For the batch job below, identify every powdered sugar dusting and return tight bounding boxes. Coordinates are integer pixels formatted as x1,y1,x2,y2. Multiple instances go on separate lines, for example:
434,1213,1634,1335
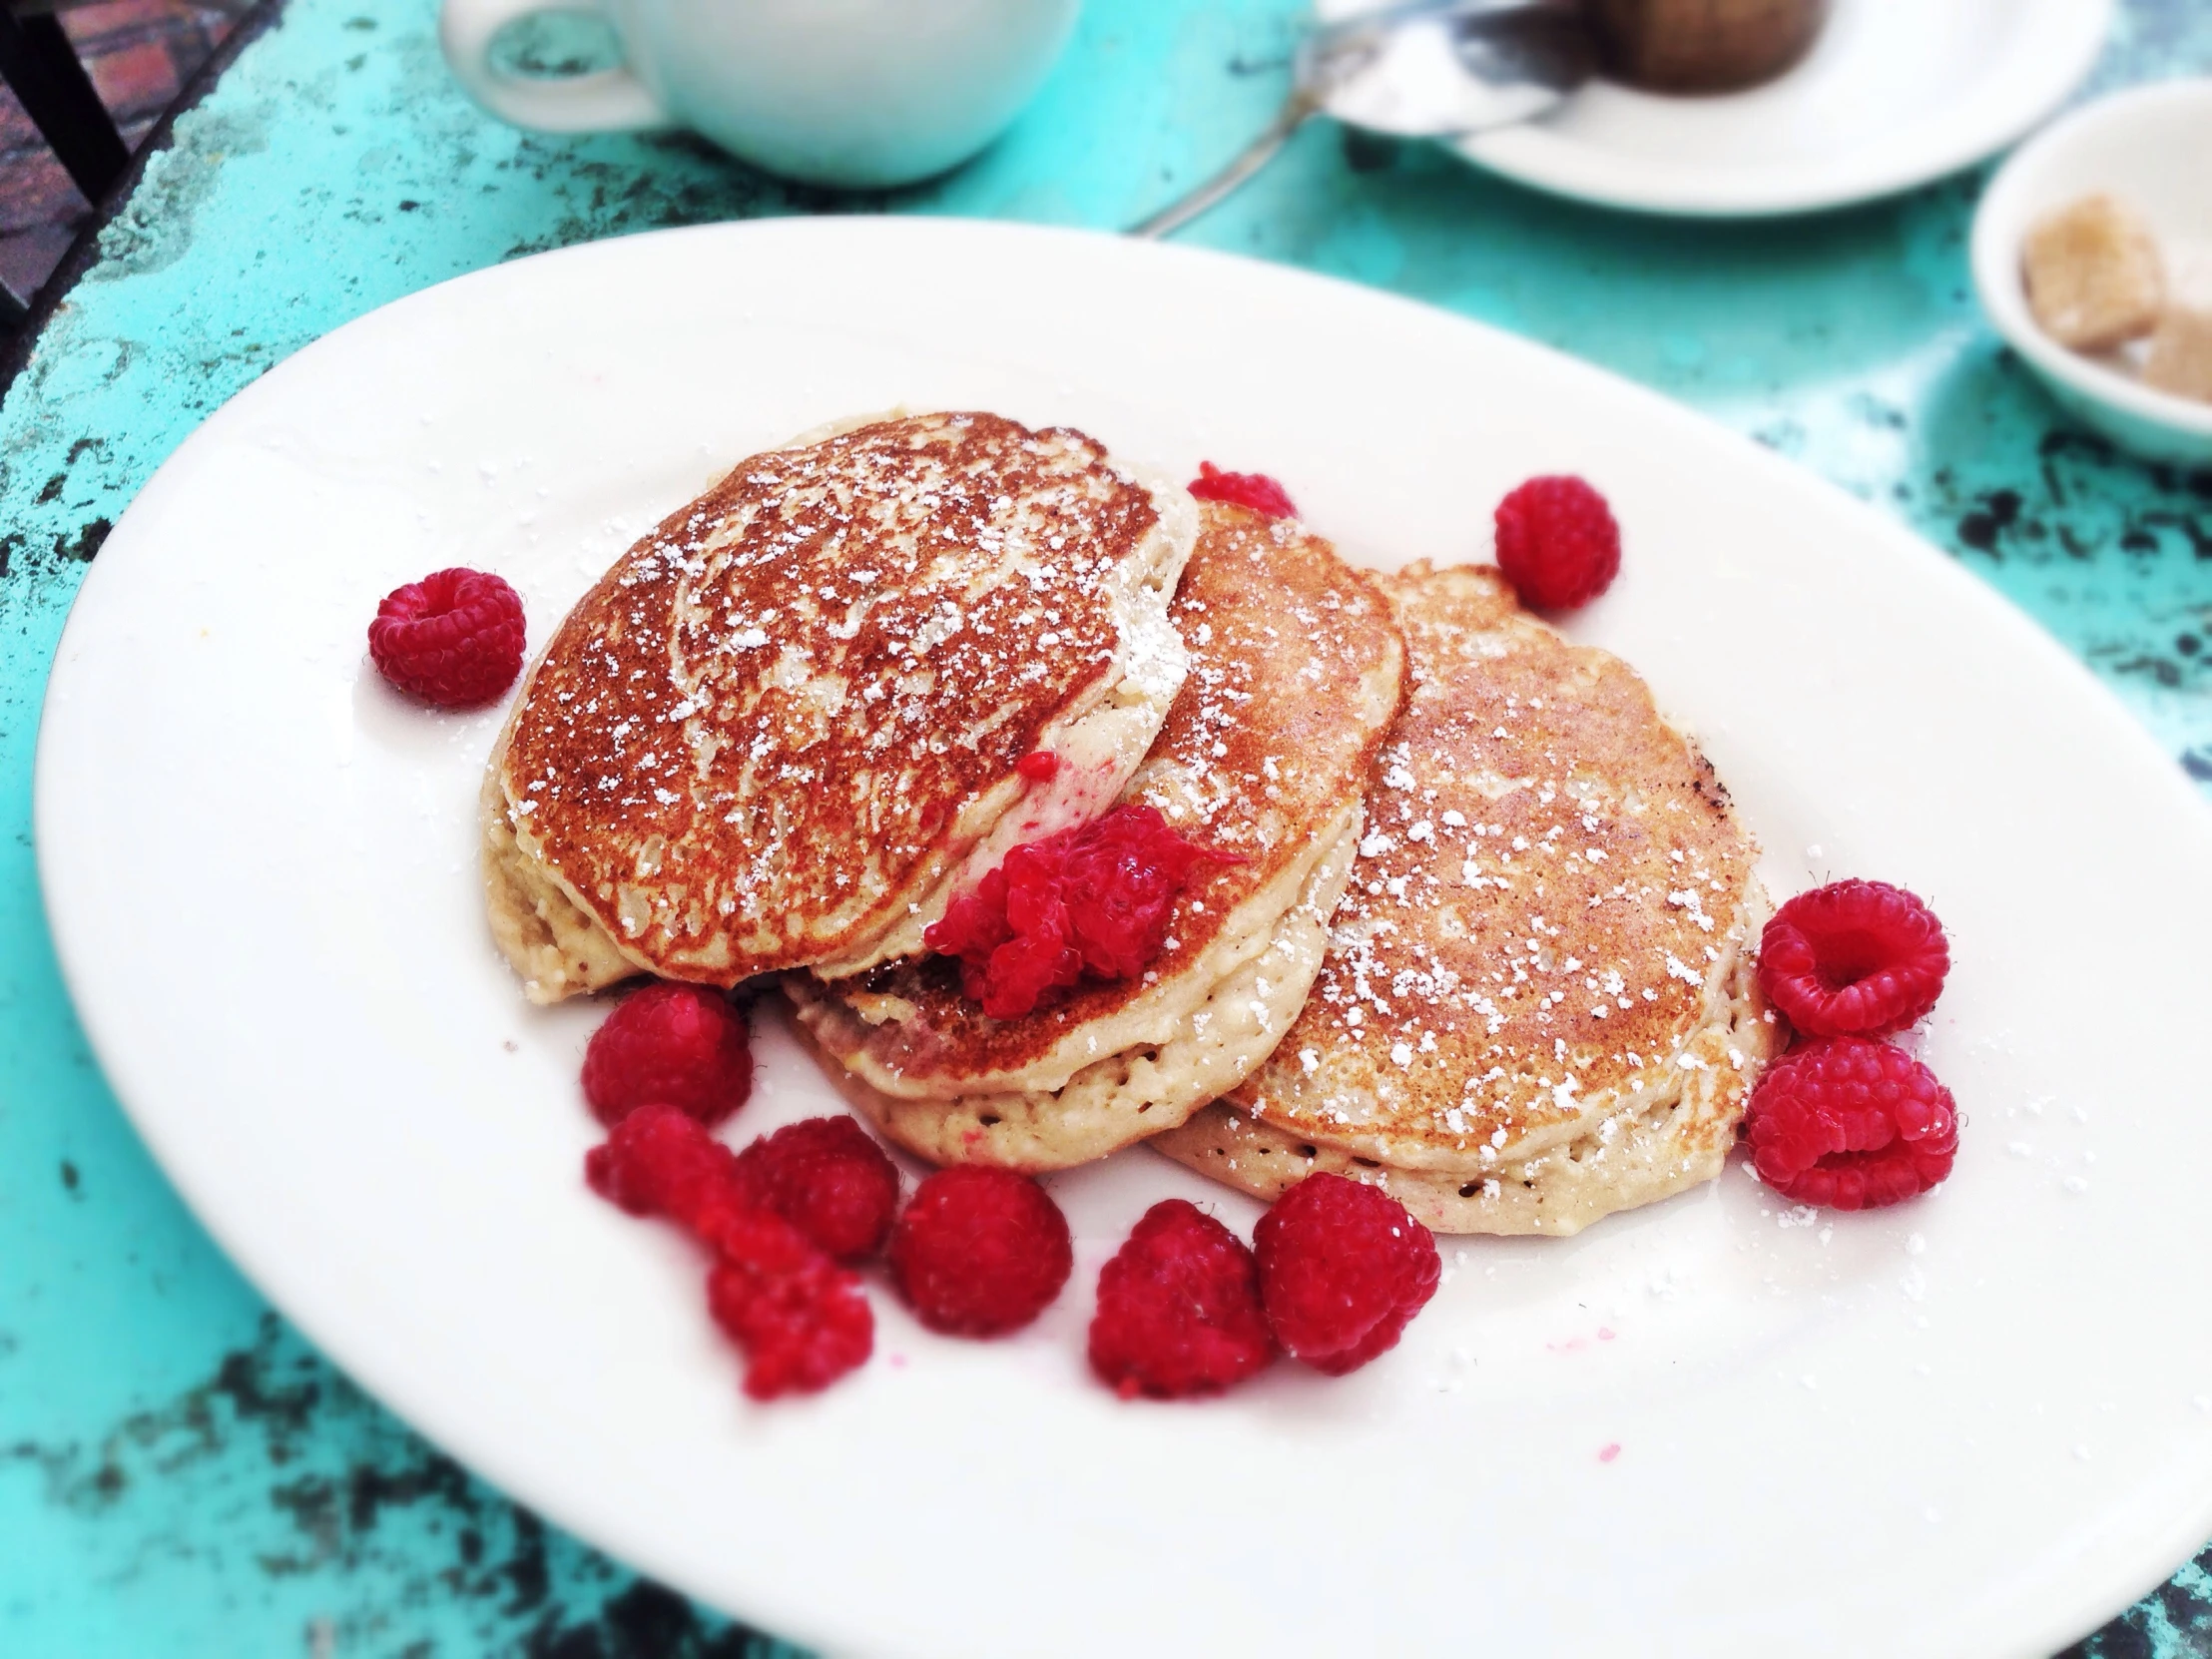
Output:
1233,561,1768,1170
502,412,1165,979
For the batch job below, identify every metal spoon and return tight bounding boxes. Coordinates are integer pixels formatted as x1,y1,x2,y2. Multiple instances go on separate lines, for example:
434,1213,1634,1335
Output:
1130,0,1594,240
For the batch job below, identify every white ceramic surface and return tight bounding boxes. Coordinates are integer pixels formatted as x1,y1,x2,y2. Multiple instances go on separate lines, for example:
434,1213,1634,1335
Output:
1972,78,2212,467
35,219,2212,1659
438,0,1079,189
1318,0,2110,216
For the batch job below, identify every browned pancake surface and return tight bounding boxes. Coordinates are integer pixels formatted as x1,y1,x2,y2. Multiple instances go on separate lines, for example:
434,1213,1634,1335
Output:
1230,561,1764,1171
500,412,1163,982
821,503,1404,1090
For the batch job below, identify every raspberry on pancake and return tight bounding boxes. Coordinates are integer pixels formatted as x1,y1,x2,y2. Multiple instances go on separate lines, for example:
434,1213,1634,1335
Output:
923,803,1228,1019
788,502,1407,1171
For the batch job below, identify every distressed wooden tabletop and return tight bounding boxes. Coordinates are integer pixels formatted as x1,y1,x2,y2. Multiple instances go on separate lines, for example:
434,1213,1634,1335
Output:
1,1,2208,1653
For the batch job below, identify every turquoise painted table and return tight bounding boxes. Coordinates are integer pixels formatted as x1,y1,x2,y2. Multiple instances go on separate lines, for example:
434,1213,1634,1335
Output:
3,2,2209,1653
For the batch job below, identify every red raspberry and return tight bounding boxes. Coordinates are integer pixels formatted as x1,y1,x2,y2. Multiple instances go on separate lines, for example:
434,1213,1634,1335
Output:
887,1167,1072,1338
732,1116,902,1265
1016,750,1061,783
924,805,1229,1019
1088,1200,1276,1399
586,1111,873,1398
1254,1174,1439,1376
584,1103,745,1232
581,982,753,1129
1188,461,1298,519
701,1204,874,1399
367,567,526,708
1746,1036,1958,1210
1759,879,1949,1039
1492,475,1621,611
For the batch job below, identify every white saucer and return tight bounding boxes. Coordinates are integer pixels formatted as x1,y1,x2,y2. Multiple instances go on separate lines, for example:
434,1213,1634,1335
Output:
1322,0,2113,217
35,218,2212,1658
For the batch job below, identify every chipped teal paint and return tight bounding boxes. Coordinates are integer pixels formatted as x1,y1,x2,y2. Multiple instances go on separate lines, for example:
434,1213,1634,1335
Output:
1,0,2208,1652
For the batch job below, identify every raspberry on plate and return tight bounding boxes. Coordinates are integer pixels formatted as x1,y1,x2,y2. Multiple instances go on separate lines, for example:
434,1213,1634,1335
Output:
701,1204,874,1400
887,1167,1072,1337
367,567,526,708
1188,460,1298,519
1089,1200,1276,1400
581,982,754,1128
1745,1035,1958,1210
1492,475,1621,611
587,1109,874,1399
733,1116,902,1265
924,804,1228,1020
1759,879,1949,1038
1254,1173,1440,1376
584,1103,746,1233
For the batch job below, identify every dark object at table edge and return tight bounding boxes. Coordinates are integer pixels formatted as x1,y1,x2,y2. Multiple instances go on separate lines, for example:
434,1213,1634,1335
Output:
0,0,287,401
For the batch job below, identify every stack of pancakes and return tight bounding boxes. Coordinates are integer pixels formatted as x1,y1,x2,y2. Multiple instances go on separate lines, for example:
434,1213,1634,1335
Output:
487,412,1774,1236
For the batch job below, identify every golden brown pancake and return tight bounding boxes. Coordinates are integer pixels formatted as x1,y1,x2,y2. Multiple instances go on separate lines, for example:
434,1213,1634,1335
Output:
482,412,1196,1002
1153,974,1763,1235
786,503,1406,1169
1150,561,1775,1235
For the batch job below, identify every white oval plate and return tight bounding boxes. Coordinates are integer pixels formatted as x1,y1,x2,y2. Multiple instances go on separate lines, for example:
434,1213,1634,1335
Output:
1319,0,2110,217
35,218,2212,1659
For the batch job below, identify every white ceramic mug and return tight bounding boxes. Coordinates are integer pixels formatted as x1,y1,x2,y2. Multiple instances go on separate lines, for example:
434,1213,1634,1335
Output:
439,0,1081,190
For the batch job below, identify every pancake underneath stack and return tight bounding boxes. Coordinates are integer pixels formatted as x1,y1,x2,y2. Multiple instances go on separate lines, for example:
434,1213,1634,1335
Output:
1151,561,1776,1236
482,411,1195,1002
787,501,1406,1169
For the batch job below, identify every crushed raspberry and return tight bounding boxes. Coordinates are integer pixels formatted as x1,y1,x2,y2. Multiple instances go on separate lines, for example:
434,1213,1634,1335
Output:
1088,1200,1276,1399
581,982,753,1128
1492,476,1621,611
1016,750,1061,784
923,805,1230,1020
1760,879,1949,1039
367,567,526,708
1746,1036,1958,1210
1254,1174,1440,1376
732,1116,901,1265
1188,461,1298,519
700,1203,874,1399
584,1103,746,1231
887,1167,1072,1337
586,1109,872,1398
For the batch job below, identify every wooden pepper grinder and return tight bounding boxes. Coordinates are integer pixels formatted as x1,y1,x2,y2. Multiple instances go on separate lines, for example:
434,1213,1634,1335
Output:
1587,0,1830,94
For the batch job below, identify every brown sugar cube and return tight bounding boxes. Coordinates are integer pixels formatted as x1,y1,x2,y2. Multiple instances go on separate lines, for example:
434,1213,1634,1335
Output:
2143,295,2212,405
2020,194,2166,352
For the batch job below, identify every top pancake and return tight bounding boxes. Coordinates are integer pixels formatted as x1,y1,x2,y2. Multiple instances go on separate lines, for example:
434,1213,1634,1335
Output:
1226,561,1768,1174
484,411,1195,999
802,501,1406,1101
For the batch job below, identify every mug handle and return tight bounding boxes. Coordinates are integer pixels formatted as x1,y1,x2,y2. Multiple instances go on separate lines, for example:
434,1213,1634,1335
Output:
438,0,670,133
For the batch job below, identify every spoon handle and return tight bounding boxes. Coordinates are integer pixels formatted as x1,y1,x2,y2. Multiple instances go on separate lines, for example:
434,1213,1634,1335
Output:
1128,87,1323,240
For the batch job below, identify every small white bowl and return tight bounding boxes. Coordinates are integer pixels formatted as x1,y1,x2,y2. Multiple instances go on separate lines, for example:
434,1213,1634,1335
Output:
1971,78,2212,467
